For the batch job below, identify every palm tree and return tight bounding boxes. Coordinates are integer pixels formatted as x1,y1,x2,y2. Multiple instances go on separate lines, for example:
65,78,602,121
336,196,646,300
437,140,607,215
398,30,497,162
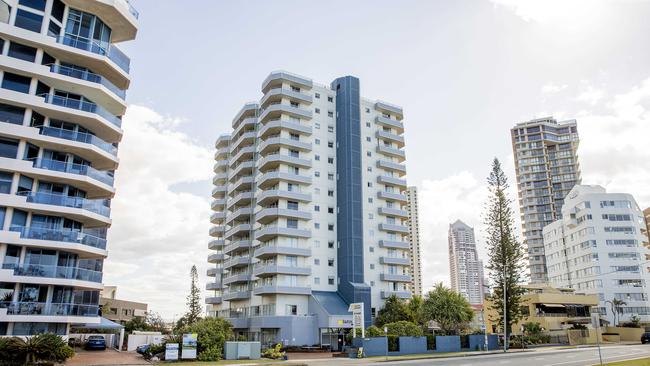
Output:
608,299,627,326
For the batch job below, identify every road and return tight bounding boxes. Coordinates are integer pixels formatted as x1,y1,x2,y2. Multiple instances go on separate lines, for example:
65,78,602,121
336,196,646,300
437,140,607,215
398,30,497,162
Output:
296,345,650,366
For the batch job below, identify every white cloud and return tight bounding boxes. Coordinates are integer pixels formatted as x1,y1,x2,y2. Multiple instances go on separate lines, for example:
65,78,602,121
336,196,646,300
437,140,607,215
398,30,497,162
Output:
575,84,606,106
104,105,213,320
541,83,568,94
490,0,607,25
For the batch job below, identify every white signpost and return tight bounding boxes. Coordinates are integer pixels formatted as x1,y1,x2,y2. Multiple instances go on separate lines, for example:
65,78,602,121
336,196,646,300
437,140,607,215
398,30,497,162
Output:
348,302,365,338
165,343,179,361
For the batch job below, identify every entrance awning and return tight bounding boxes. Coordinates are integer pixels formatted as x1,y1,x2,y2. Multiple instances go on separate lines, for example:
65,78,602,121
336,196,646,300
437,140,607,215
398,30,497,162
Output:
71,317,124,330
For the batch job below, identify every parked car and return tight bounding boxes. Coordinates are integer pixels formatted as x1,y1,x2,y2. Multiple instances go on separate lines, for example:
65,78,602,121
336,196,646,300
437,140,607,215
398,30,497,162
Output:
84,336,107,350
136,344,150,355
641,332,650,344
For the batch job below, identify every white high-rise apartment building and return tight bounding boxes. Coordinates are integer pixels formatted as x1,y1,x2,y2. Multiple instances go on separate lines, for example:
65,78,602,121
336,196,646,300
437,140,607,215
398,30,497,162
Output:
0,0,137,336
406,186,421,296
511,117,580,283
207,71,410,348
544,185,650,325
448,220,484,305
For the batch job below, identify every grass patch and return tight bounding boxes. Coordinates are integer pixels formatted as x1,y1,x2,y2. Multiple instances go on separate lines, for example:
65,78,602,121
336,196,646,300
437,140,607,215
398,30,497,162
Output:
598,358,650,366
166,360,291,365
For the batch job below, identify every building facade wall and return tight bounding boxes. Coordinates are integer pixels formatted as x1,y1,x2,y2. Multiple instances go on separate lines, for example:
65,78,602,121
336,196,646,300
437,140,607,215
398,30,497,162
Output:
0,0,137,336
543,185,650,325
511,117,581,283
206,71,409,344
406,186,422,296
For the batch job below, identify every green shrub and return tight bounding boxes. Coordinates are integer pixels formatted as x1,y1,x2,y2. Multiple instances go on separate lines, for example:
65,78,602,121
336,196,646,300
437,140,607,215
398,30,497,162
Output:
0,333,74,365
384,321,424,337
177,317,233,361
261,343,285,359
365,326,384,337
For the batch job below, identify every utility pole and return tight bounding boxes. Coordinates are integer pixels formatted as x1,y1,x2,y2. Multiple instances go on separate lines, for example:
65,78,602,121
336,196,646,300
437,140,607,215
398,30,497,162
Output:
503,259,507,352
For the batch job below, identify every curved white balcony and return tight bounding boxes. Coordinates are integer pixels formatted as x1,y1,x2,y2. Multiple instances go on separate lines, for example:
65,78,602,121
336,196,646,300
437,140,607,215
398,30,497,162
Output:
0,301,100,322
377,207,408,218
223,272,250,285
1,226,107,257
257,190,311,206
214,147,229,161
207,253,224,263
223,256,250,270
216,134,231,149
208,239,225,250
8,191,110,227
1,123,117,171
211,198,226,210
252,264,311,277
226,207,253,225
228,176,254,193
262,71,313,94
374,101,404,119
229,146,256,167
210,211,226,224
230,131,256,151
375,115,404,133
253,285,310,296
231,103,259,129
229,161,255,179
380,290,411,299
253,245,311,259
378,223,409,234
212,172,228,186
377,191,408,203
258,137,311,155
260,88,313,108
227,191,254,209
376,130,405,147
62,0,138,41
378,240,410,250
232,117,256,138
213,159,228,173
258,119,312,139
380,273,411,282
205,296,223,304
255,208,311,225
379,257,410,266
376,145,406,162
205,281,222,291
377,175,407,188
223,290,250,301
0,263,103,290
254,226,311,241
376,160,406,176
225,223,252,239
206,267,223,277
257,171,312,189
211,185,226,198
259,103,313,123
209,225,225,237
257,154,311,172
224,240,252,255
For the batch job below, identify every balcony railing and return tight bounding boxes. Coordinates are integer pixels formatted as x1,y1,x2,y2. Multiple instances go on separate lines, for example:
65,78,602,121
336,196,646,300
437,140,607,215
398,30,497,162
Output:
49,64,126,100
27,158,114,187
38,93,122,128
56,34,130,73
17,191,111,217
2,263,103,283
39,126,117,156
0,301,99,317
123,0,139,19
9,225,107,250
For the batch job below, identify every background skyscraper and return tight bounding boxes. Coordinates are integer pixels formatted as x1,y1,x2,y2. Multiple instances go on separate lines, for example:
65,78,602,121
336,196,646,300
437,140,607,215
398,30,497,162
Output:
511,117,580,283
448,220,484,305
0,0,138,336
207,71,410,347
406,186,422,296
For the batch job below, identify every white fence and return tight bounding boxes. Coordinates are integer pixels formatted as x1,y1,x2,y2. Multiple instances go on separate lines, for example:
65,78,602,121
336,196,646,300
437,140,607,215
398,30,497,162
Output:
126,333,164,351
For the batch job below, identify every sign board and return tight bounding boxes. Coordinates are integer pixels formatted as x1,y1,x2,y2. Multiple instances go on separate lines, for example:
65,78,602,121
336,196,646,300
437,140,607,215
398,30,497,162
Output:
348,302,365,338
181,333,198,359
165,343,179,361
480,325,486,331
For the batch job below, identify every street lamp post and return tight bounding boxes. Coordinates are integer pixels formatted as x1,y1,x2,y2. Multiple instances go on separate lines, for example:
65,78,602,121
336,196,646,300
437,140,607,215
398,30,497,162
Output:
503,259,508,352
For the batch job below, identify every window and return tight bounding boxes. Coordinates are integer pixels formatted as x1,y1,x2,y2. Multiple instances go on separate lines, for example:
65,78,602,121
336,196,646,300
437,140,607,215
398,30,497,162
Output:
314,187,320,195
0,103,26,125
51,0,65,22
314,93,320,99
367,151,372,157
367,167,373,172
328,224,334,231
315,122,320,129
328,241,334,249
366,137,371,142
328,141,334,148
0,171,13,194
328,277,335,285
15,9,43,33
290,101,299,108
370,264,375,269
315,138,320,145
328,111,334,118
8,42,37,62
289,133,299,141
314,277,320,284
366,122,371,127
19,0,46,11
286,219,298,229
365,108,370,113
327,190,334,197
290,85,300,92
314,171,320,177
287,201,298,210
327,125,334,132
328,157,334,164
65,9,112,51
327,96,333,102
328,173,334,181
369,246,374,253
286,305,297,316
367,182,373,187
315,108,320,114
328,259,334,267
289,149,299,158
41,52,55,66
368,213,374,219
314,259,320,265
328,207,334,214
314,223,320,229
47,21,60,37
314,205,320,212
315,155,320,161
0,138,19,158
2,72,31,93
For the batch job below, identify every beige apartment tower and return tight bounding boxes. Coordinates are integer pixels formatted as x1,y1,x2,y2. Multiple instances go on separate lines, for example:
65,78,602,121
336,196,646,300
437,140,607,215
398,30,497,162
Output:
511,117,580,283
448,220,484,305
406,186,422,296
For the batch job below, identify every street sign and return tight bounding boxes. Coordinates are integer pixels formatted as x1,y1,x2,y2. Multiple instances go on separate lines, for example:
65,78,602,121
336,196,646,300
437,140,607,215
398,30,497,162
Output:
348,302,365,338
181,333,197,359
165,343,179,361
480,325,486,331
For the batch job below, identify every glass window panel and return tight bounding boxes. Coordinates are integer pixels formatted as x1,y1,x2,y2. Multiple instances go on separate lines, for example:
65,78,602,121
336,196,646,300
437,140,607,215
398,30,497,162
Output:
8,42,37,62
14,9,43,33
0,138,19,158
0,103,25,124
1,72,31,94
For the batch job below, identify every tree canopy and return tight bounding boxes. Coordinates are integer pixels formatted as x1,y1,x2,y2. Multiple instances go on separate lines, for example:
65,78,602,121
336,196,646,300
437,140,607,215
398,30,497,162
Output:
421,283,474,335
374,294,413,327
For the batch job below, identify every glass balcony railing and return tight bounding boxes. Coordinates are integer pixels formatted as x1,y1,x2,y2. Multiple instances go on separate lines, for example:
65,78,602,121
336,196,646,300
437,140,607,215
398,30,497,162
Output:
56,34,130,73
27,157,114,187
38,94,122,128
2,263,103,283
39,126,118,156
123,0,139,19
0,301,99,317
17,191,111,217
49,64,126,100
9,225,107,250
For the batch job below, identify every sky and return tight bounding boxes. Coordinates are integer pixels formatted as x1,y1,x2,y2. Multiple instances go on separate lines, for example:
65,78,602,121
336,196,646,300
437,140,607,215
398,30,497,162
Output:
104,0,650,319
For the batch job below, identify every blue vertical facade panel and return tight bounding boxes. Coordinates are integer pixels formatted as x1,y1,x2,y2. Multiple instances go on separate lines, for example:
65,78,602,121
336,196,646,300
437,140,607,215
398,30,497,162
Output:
332,76,371,328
